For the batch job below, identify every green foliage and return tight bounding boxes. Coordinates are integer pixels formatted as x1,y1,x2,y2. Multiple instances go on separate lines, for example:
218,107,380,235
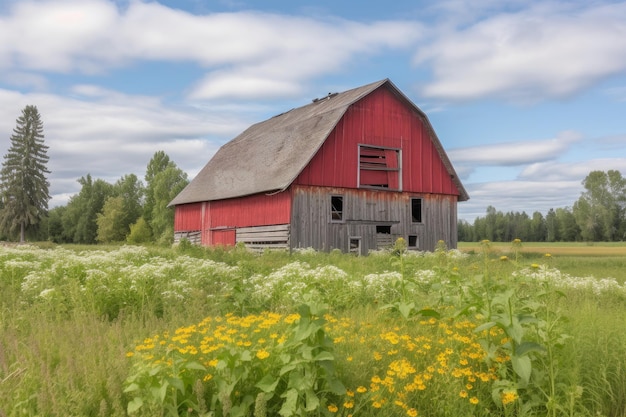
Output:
124,299,345,417
47,205,66,243
111,173,144,235
61,174,114,243
150,164,188,244
127,217,153,244
143,151,172,226
0,105,51,242
97,196,128,242
573,170,626,241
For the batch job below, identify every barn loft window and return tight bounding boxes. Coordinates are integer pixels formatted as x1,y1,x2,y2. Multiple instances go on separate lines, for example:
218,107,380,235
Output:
331,195,344,222
411,198,423,223
358,145,401,190
376,225,391,234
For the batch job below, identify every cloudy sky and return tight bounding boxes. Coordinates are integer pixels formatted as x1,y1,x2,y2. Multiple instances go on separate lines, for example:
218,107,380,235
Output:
1,0,625,222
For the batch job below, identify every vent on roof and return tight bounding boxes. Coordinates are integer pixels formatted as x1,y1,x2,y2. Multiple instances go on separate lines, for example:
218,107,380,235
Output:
312,92,338,103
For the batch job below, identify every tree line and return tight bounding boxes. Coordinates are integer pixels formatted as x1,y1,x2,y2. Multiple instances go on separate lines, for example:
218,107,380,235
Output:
458,170,626,242
46,150,189,244
0,105,189,244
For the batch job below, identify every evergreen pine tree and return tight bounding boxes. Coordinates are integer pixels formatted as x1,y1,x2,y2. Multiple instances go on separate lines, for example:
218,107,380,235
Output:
0,105,51,242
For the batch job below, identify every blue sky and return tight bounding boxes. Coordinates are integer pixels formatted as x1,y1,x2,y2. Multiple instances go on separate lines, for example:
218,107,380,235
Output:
1,0,625,222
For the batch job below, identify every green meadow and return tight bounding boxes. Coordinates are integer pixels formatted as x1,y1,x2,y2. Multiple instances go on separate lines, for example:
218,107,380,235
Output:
1,240,625,417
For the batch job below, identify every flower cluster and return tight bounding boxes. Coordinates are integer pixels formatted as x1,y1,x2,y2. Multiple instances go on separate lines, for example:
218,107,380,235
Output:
514,265,626,297
126,310,509,416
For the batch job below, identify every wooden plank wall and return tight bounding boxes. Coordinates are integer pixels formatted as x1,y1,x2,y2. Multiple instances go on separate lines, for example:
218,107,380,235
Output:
236,224,290,252
173,230,202,245
290,185,457,253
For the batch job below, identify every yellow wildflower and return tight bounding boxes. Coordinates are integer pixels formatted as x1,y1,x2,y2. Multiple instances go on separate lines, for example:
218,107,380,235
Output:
327,404,338,413
256,349,270,360
501,390,519,405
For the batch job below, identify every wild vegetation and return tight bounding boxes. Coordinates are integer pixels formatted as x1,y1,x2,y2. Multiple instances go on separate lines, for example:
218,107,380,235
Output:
1,240,625,417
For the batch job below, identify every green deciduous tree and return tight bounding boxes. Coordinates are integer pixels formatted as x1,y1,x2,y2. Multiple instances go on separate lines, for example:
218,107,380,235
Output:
573,170,626,241
143,151,188,244
529,211,546,242
555,207,579,242
144,150,171,227
96,196,126,243
115,173,144,225
150,164,188,244
47,205,66,243
62,174,114,243
95,174,144,243
127,217,152,244
0,105,51,242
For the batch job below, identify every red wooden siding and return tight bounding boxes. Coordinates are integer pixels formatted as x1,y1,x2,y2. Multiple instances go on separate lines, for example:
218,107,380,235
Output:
294,87,460,197
212,229,236,246
202,204,211,245
174,190,291,246
207,191,291,229
174,203,203,231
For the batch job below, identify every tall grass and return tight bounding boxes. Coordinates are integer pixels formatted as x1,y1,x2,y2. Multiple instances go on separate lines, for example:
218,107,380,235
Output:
0,241,625,416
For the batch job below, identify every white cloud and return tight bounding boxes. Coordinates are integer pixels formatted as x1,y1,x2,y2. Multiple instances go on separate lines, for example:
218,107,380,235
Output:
0,0,121,72
519,158,626,181
0,87,251,206
0,1,422,100
415,2,626,101
190,73,304,100
458,178,583,221
448,131,581,166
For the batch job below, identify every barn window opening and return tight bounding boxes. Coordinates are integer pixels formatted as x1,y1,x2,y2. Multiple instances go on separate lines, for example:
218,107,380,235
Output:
376,225,391,234
331,195,343,221
411,198,422,223
349,237,361,255
358,145,401,190
408,235,418,247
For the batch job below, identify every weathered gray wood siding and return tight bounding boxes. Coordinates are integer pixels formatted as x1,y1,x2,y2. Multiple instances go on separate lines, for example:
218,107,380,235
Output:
289,185,458,253
236,224,290,252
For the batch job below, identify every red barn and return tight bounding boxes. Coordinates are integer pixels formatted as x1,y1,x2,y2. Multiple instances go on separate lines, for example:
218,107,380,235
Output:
169,79,469,254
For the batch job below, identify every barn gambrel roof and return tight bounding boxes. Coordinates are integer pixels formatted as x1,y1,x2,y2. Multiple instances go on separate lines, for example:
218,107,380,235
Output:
170,79,469,206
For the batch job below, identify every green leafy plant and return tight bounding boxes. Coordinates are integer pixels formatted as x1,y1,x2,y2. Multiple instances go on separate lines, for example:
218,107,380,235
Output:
124,352,207,416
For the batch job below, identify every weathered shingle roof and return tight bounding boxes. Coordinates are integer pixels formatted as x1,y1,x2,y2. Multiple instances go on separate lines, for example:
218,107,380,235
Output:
170,79,468,206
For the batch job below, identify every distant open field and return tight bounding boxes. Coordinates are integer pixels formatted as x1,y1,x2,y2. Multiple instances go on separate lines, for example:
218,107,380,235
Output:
459,241,626,280
458,241,626,256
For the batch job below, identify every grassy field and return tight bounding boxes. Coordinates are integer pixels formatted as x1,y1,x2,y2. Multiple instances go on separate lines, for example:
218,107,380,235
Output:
1,241,625,417
459,241,626,282
458,241,626,256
